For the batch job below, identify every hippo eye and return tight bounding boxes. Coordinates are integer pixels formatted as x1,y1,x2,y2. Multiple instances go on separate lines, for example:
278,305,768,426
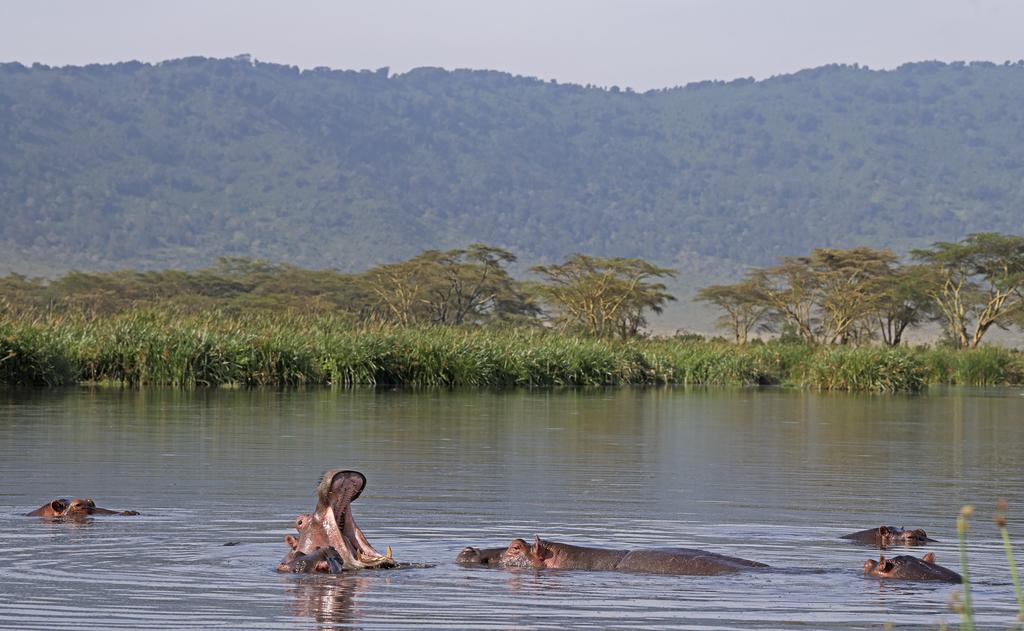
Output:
51,499,68,512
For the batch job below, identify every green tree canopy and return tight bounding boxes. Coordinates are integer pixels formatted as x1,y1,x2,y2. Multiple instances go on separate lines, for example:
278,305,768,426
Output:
911,233,1024,348
360,245,536,326
531,255,676,337
694,280,770,344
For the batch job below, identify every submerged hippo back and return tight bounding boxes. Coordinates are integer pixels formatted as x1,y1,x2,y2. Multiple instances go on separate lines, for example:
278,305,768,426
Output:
616,548,769,575
551,543,628,571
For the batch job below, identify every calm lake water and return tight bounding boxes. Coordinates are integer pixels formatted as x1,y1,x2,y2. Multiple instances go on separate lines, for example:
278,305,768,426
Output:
1,386,1023,629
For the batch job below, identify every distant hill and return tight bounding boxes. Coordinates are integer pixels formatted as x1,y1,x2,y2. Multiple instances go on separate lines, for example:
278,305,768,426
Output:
2,56,1023,281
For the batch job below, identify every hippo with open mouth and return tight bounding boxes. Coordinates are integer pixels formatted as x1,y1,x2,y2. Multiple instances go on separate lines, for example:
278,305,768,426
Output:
277,470,395,573
841,526,935,548
863,552,962,582
26,498,139,519
499,536,768,575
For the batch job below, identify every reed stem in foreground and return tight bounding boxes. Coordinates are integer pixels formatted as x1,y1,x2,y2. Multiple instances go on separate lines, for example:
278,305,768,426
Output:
995,499,1024,624
957,505,975,631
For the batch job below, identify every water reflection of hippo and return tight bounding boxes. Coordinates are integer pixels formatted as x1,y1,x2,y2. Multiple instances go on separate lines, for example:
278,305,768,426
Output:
26,498,139,518
286,573,370,626
455,546,509,566
841,526,935,548
863,553,961,582
277,470,395,573
500,536,768,575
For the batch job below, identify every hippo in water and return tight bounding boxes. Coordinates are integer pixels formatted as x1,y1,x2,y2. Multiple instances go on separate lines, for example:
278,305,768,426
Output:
455,546,509,566
500,536,768,575
277,470,395,573
26,498,139,519
863,552,961,582
278,546,346,574
841,526,935,548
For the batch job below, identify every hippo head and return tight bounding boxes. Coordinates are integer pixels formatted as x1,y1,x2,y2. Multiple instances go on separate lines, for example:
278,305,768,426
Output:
863,552,960,582
456,546,508,566
277,546,345,574
500,536,550,568
288,470,394,571
897,528,934,545
27,498,138,519
456,547,484,564
295,514,312,529
879,526,935,546
863,554,898,578
30,498,97,518
500,538,534,568
66,499,99,515
45,498,72,517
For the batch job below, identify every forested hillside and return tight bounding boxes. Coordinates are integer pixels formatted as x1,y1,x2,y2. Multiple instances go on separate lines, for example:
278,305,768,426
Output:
2,56,1023,275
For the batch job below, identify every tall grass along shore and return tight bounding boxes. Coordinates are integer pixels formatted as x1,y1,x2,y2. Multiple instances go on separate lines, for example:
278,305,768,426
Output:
1,310,1021,391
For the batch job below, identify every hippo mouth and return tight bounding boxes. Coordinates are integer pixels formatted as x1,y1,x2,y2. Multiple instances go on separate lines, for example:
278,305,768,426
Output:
320,470,394,569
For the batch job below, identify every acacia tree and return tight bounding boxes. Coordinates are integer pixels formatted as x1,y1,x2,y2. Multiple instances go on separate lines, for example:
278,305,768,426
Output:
359,257,430,325
869,264,932,346
422,244,537,325
694,280,770,343
716,247,905,345
745,257,819,343
912,233,1024,348
531,255,676,338
360,244,536,326
809,247,899,344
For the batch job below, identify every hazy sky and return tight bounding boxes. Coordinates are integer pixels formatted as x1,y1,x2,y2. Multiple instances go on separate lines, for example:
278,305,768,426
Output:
2,0,1023,90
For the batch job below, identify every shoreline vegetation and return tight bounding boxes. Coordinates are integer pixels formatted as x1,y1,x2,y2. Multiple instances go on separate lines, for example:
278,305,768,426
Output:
2,310,1022,391
2,232,1022,392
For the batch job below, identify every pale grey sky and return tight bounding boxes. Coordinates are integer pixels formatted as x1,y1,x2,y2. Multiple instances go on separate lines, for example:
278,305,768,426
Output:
1,0,1022,90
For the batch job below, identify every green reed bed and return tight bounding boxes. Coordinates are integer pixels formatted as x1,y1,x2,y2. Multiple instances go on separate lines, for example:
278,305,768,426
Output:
919,345,1024,386
0,318,79,386
805,345,927,393
1,309,1020,391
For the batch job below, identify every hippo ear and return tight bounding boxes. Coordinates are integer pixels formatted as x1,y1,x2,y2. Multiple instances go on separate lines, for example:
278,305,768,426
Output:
879,556,894,572
86,499,96,508
923,552,936,563
285,535,299,550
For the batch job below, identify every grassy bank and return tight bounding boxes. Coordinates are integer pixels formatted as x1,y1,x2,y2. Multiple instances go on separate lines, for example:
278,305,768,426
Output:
2,310,1022,391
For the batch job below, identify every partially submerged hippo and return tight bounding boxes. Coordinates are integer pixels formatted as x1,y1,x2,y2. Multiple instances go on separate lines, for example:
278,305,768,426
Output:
841,526,935,548
278,546,345,574
455,546,509,566
26,498,139,519
277,470,395,573
863,552,961,583
500,536,768,575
